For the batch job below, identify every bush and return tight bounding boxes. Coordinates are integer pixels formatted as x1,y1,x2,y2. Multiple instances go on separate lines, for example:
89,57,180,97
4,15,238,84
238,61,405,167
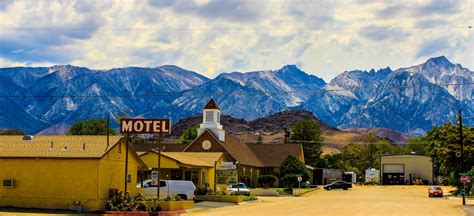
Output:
257,175,277,189
283,174,301,188
243,196,258,201
105,191,147,212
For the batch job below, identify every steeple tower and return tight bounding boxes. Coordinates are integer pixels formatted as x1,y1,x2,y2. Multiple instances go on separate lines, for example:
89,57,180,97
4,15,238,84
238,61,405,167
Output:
197,99,225,141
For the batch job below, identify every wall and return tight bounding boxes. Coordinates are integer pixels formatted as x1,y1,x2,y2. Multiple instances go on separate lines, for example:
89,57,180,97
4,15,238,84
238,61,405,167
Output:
381,155,433,184
98,141,144,208
0,158,100,211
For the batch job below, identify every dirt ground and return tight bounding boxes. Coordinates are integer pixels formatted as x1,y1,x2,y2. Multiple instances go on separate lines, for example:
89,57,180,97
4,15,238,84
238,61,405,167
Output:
186,185,471,216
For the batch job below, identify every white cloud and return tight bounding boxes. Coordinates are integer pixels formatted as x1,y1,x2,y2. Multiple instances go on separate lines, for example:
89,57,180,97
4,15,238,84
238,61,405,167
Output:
0,0,472,81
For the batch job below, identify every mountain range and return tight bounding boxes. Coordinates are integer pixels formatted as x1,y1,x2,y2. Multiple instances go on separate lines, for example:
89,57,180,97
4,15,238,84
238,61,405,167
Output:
0,56,472,135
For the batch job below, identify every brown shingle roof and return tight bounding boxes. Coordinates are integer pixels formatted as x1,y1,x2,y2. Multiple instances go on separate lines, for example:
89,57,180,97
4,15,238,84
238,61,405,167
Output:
204,98,220,110
247,143,304,167
222,134,263,167
0,135,122,158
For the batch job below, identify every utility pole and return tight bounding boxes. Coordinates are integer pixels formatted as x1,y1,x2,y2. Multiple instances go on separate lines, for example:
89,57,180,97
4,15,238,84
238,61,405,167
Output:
157,133,162,202
124,134,129,198
458,109,465,205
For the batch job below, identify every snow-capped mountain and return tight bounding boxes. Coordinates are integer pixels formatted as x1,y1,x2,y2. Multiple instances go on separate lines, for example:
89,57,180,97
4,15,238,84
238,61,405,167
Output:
0,56,472,135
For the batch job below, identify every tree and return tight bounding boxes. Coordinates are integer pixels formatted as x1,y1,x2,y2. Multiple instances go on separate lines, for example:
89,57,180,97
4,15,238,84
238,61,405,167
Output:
66,118,117,135
280,155,309,188
362,132,379,169
423,122,473,186
0,129,26,135
290,119,324,167
407,137,427,155
257,175,277,189
179,125,198,144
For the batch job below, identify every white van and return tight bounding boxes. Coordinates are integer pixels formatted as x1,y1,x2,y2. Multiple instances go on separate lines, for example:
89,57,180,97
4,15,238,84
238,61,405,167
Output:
137,179,196,200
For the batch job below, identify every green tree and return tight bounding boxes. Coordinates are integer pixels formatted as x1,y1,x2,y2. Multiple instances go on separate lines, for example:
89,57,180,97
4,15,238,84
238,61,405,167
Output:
423,122,473,186
0,129,26,135
290,119,324,167
179,125,198,144
407,137,427,155
363,132,379,169
257,175,277,189
280,155,309,188
66,118,117,135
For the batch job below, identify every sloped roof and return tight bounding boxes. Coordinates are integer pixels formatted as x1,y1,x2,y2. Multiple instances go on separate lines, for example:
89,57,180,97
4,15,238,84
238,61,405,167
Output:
247,143,304,167
204,98,220,110
149,150,223,167
222,134,263,167
0,135,122,158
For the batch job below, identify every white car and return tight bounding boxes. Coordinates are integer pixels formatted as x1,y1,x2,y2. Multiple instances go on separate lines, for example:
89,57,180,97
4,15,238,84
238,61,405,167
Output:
226,183,250,195
137,179,196,200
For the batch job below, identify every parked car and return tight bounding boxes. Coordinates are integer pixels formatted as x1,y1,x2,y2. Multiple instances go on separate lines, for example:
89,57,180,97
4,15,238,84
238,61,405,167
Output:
137,179,196,200
324,181,352,190
226,183,250,195
428,186,443,197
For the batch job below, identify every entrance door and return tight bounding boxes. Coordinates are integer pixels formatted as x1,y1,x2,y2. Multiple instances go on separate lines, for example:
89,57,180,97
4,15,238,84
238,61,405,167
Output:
171,170,182,180
185,171,199,185
383,173,405,185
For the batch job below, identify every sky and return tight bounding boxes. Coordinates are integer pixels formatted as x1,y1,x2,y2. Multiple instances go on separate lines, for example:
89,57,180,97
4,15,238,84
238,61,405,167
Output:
0,0,472,81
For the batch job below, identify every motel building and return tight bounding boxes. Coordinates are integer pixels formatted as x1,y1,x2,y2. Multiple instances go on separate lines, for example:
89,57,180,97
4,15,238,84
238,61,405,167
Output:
0,135,147,211
0,99,304,211
138,99,305,192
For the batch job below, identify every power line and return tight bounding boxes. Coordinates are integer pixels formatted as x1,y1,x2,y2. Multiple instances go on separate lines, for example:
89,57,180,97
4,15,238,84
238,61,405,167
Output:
0,82,472,98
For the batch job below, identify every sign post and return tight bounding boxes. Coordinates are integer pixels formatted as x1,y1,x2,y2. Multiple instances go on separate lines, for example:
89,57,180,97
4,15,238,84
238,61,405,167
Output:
298,176,302,188
120,118,171,208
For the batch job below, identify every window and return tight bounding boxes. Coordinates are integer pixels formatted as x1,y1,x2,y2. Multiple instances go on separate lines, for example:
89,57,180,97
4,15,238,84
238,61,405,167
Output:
160,181,166,187
205,111,214,122
217,113,220,123
3,179,16,187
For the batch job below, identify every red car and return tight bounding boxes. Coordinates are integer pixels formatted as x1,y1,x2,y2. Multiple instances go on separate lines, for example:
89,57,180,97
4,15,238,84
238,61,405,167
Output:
428,186,443,197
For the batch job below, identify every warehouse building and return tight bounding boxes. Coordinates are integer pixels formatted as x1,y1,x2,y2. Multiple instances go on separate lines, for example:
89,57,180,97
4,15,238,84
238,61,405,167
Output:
0,135,147,211
380,154,433,185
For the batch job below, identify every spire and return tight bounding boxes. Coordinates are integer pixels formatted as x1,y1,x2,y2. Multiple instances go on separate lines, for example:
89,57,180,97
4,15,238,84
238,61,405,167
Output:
204,98,220,110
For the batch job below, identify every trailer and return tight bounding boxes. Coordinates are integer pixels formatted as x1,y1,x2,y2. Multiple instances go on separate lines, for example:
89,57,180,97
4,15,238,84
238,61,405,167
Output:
365,169,380,184
343,171,357,183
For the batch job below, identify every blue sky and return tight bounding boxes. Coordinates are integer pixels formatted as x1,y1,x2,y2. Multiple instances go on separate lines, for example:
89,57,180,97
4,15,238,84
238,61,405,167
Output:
0,0,472,81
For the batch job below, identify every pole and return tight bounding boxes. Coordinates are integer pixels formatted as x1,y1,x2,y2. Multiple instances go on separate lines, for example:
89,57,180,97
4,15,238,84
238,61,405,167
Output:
237,163,240,194
157,133,162,202
124,134,129,197
214,161,217,192
459,110,465,205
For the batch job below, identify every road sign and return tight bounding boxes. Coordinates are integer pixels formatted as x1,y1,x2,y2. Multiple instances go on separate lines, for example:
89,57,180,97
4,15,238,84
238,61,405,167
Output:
151,171,158,186
120,118,171,134
218,162,237,169
461,175,470,183
297,176,302,182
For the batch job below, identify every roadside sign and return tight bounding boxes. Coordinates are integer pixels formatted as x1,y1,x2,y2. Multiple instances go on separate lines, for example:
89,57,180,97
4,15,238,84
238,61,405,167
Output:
297,176,302,182
120,118,171,134
461,175,470,183
218,162,237,169
151,171,158,185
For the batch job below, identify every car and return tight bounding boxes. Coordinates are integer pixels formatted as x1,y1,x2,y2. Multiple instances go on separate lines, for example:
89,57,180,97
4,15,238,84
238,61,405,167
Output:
226,182,250,195
324,181,352,190
137,179,196,200
428,186,443,197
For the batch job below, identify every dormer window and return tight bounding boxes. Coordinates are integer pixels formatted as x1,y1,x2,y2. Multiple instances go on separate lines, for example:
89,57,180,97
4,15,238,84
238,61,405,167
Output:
205,111,214,122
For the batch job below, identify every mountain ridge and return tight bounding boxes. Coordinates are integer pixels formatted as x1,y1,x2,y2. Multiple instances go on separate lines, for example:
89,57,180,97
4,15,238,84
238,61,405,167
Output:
0,56,472,135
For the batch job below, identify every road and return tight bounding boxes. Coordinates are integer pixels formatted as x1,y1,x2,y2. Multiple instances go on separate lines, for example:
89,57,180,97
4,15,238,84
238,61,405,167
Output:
187,186,469,216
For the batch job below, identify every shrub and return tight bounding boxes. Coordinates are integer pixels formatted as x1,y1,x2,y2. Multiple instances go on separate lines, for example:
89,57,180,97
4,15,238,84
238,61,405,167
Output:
105,191,147,212
283,174,301,188
243,196,258,201
257,175,277,189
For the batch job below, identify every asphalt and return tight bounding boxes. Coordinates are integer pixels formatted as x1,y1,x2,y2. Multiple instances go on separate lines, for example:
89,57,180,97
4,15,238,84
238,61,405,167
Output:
186,185,470,216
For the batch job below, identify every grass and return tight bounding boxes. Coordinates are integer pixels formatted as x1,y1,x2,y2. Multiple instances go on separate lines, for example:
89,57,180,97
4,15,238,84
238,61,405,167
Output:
243,196,258,201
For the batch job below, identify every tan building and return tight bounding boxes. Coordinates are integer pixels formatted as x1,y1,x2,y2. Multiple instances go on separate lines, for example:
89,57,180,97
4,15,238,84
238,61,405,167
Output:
380,154,434,185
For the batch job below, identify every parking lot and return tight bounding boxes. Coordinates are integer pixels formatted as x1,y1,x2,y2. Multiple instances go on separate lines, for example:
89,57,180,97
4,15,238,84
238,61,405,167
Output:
187,185,471,216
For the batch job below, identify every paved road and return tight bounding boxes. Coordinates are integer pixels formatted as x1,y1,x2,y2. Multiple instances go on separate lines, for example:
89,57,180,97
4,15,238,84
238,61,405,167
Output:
187,186,469,216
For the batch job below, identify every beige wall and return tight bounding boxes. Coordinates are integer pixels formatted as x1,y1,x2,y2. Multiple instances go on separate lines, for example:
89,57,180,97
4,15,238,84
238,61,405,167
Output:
380,155,433,184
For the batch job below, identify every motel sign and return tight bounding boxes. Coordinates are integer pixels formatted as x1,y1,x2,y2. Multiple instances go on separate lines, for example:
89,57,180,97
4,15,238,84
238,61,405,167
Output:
120,118,171,134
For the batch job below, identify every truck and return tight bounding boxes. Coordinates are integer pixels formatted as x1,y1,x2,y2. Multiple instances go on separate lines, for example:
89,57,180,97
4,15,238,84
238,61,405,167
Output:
343,171,357,183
